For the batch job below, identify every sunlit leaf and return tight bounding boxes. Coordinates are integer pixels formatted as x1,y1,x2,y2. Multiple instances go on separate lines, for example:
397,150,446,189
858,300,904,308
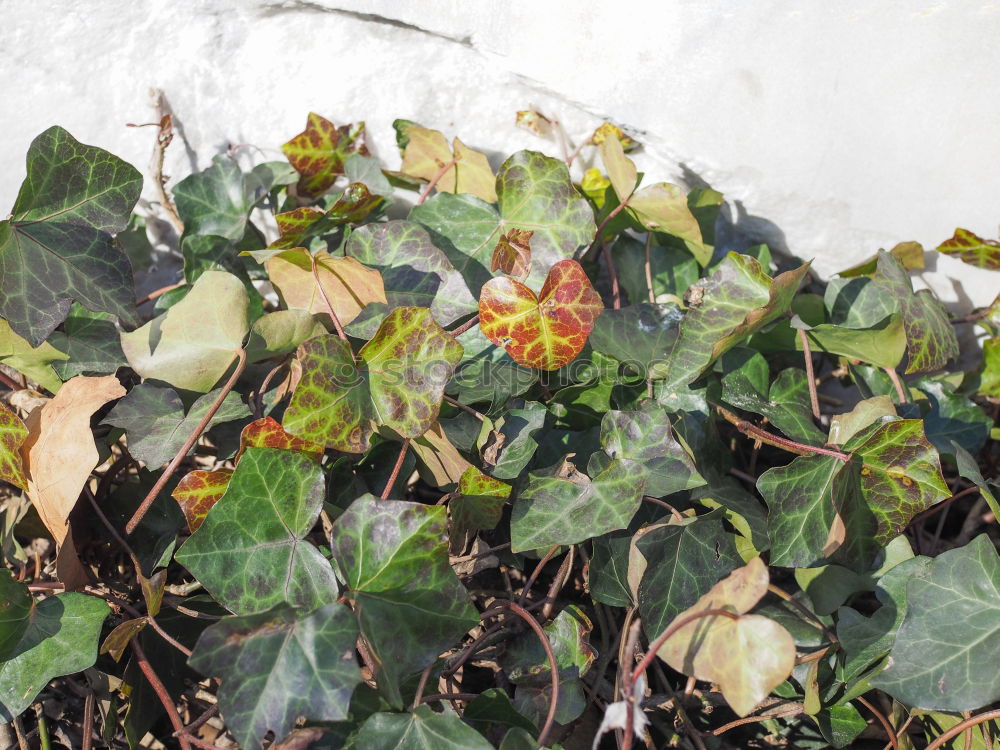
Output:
189,603,361,749
120,270,250,393
237,416,324,463
479,259,603,371
0,126,141,346
174,447,337,615
0,593,108,721
245,309,326,363
265,248,387,328
872,250,958,373
283,307,462,453
588,302,683,377
410,150,596,294
655,558,796,716
838,240,925,277
398,124,496,203
936,227,1000,271
104,383,250,468
0,319,68,393
171,469,233,533
330,494,478,707
282,113,368,197
872,535,1000,710
828,395,896,446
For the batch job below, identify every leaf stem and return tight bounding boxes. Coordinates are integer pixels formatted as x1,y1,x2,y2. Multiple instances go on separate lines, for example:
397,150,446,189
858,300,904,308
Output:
81,691,95,750
857,695,899,750
135,281,184,307
797,328,821,419
381,438,411,500
126,348,248,535
716,405,850,462
482,600,559,747
130,638,193,750
766,584,838,643
708,702,805,735
0,369,24,391
417,157,459,204
448,314,479,337
442,394,486,421
516,545,560,607
311,255,350,343
644,233,656,304
884,367,908,404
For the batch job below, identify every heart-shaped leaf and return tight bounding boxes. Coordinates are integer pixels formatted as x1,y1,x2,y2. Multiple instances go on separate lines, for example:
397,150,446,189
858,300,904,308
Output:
479,259,603,371
351,706,494,750
0,593,109,721
282,113,368,197
936,227,1000,270
398,124,497,203
120,270,250,393
329,494,478,707
283,307,463,453
174,447,337,615
0,126,141,345
188,603,362,749
655,557,796,716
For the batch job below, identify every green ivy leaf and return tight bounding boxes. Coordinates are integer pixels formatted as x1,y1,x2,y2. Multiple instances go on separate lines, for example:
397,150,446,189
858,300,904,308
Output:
0,126,141,346
349,705,493,750
757,456,874,570
0,593,108,721
120,270,250,393
173,156,279,240
872,535,1000,710
345,220,476,329
872,250,958,374
611,234,699,305
245,309,326,363
0,571,32,661
600,402,705,496
586,302,682,377
651,253,809,390
916,378,992,456
634,514,740,639
848,419,950,542
330,494,478,707
174,447,337,615
0,319,69,393
936,227,1000,271
188,603,361,749
410,150,596,294
104,383,250,468
511,457,645,553
48,304,126,379
486,401,547,480
283,307,462,453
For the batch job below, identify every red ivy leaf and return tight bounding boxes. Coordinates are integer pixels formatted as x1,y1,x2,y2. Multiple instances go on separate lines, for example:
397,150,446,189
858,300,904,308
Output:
171,469,234,533
491,229,533,278
0,402,28,491
479,259,603,371
237,417,325,463
282,113,368,198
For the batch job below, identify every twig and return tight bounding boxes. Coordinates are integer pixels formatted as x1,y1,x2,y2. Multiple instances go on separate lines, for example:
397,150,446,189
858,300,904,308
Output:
910,485,981,526
126,348,248,534
541,547,574,621
412,664,436,710
716,405,850,461
798,329,821,419
450,542,511,563
12,714,29,750
925,711,1000,750
173,704,219,738
419,692,480,704
417,157,459,204
857,695,899,750
643,495,684,520
81,691,95,750
131,639,193,750
135,281,184,307
311,255,350,343
644,233,656,304
449,314,480,338
482,601,559,746
381,439,411,500
443,394,486,421
767,584,838,643
517,545,560,607
0,369,23,391
254,356,291,419
131,95,184,235
885,367,908,404
709,703,805,735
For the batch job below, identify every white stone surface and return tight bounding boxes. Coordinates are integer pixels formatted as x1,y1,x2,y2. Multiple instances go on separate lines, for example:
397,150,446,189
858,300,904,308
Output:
2,0,998,307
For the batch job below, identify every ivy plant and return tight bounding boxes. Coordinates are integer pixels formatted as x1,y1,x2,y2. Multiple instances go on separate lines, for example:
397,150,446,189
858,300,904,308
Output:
0,111,998,749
